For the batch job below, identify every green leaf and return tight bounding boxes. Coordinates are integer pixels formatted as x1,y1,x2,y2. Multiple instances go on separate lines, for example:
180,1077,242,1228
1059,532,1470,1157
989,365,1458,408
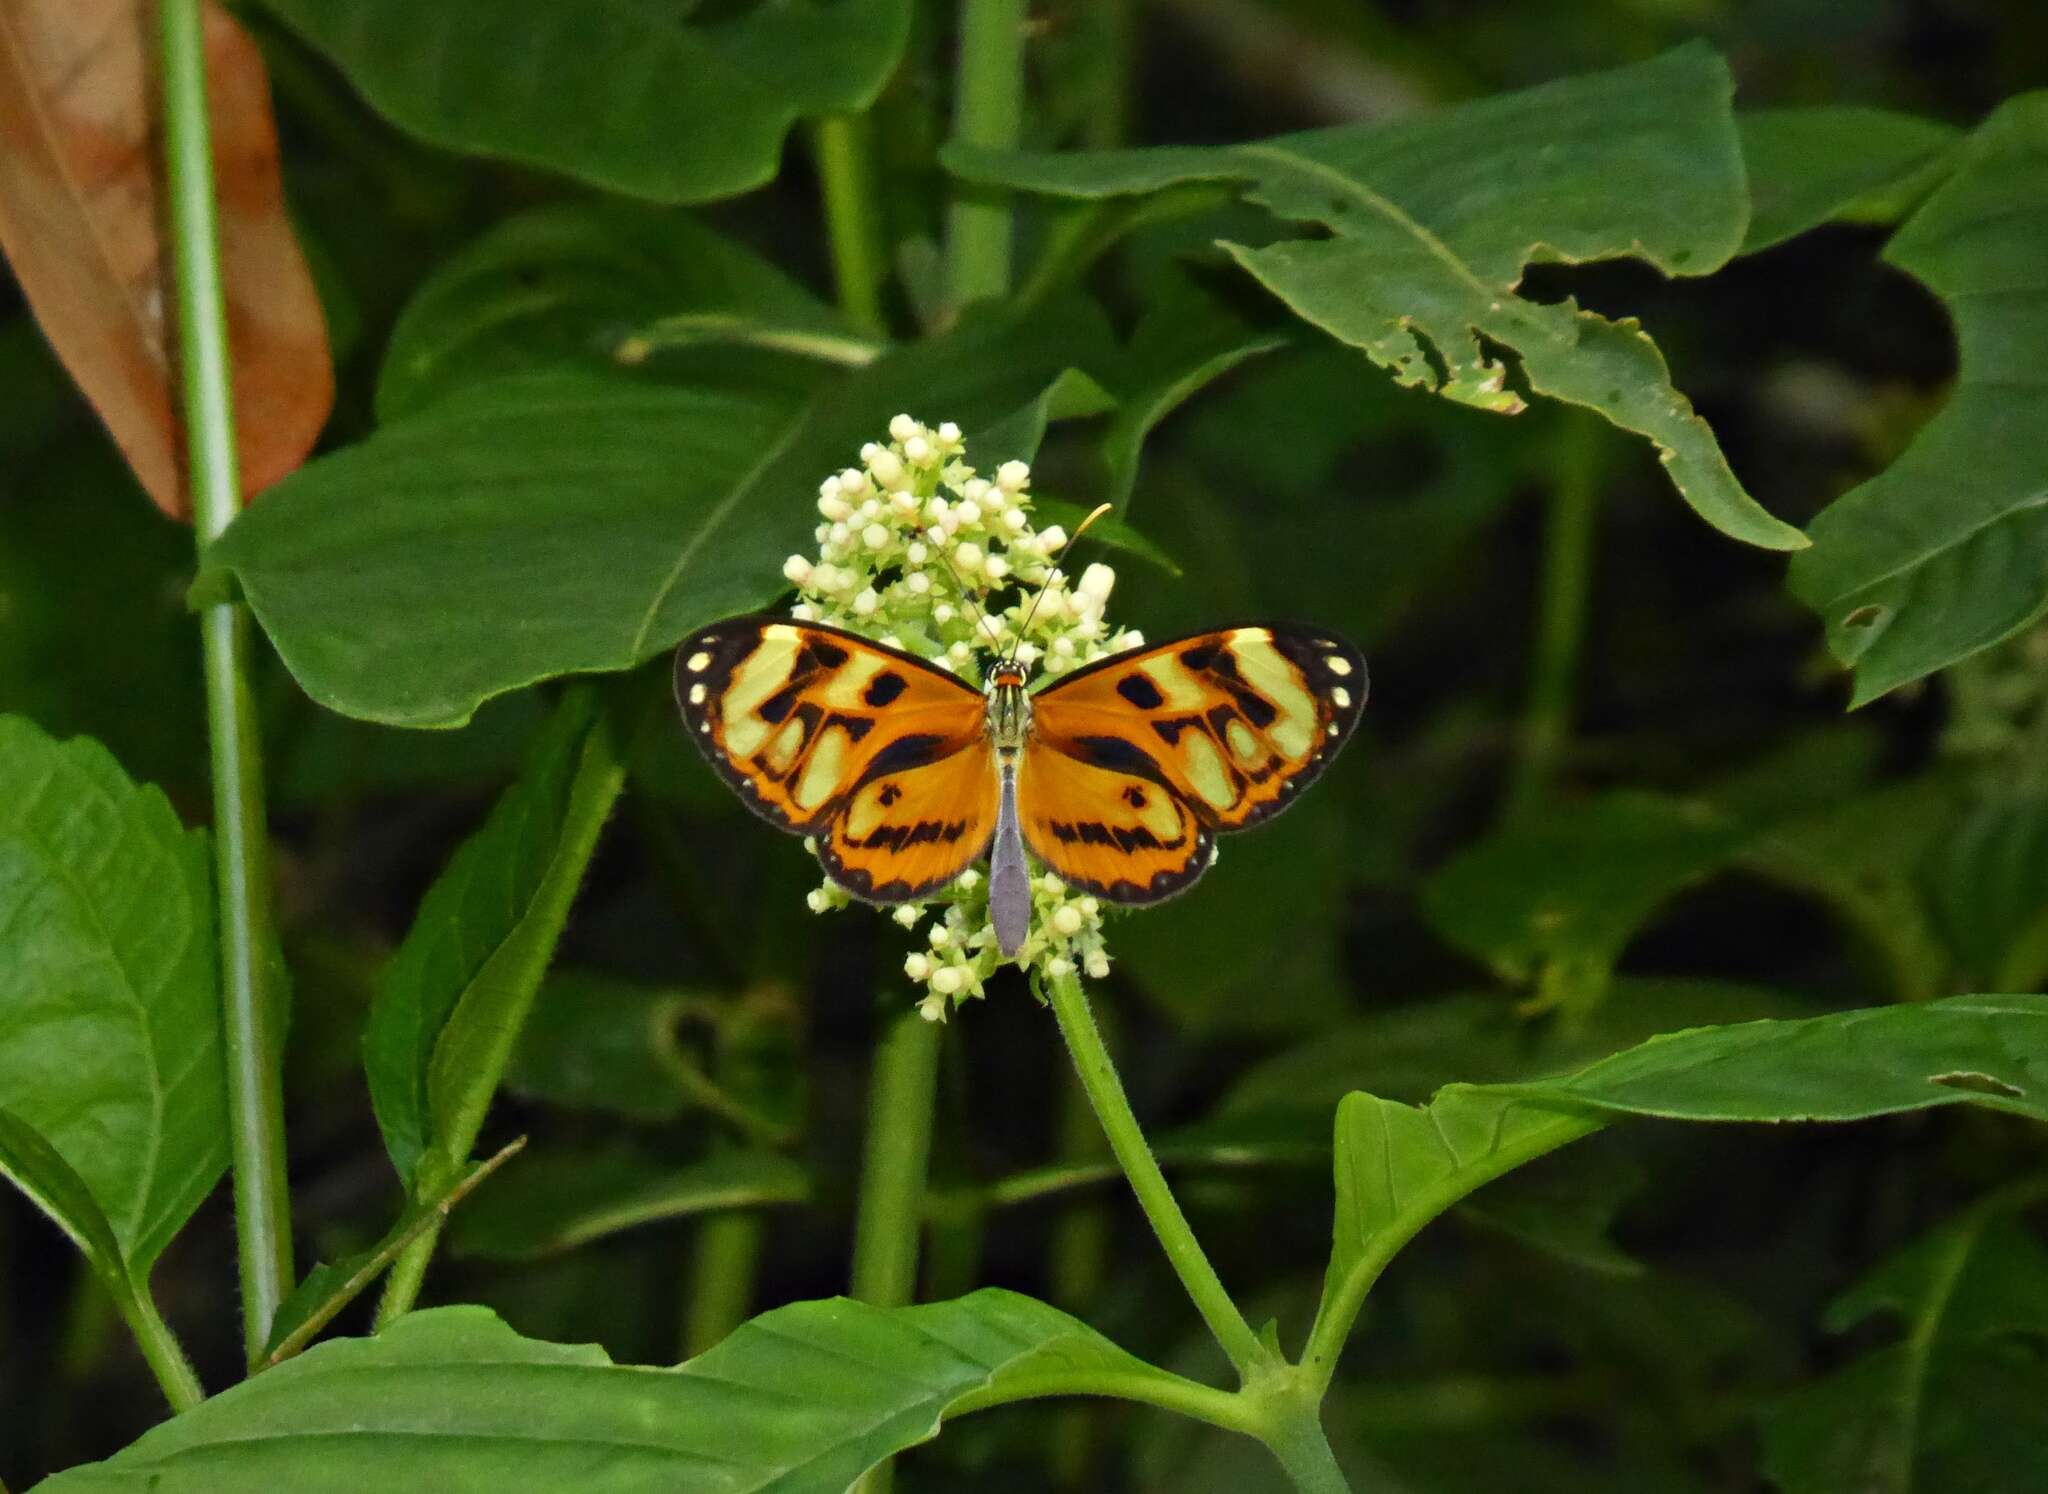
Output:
364,691,626,1186
1760,1197,2048,1494
1421,791,1752,1014
505,971,709,1124
1507,994,2048,1125
1738,106,1963,253
448,1145,808,1261
1740,773,1963,1002
261,1139,527,1367
378,202,848,421
947,44,1806,551
0,1106,131,1297
34,1292,1195,1493
211,303,1114,727
1923,795,2048,991
258,0,911,204
1097,271,1289,513
1309,996,2048,1371
1788,96,2048,703
0,717,225,1274
1456,1144,1646,1278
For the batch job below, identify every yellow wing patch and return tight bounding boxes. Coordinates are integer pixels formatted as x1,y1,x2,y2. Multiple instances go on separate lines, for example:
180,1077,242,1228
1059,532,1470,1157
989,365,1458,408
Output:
1022,625,1366,902
675,620,993,897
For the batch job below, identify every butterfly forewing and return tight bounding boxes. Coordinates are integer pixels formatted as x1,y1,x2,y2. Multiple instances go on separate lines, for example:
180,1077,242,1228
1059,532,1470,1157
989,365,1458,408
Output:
1021,624,1366,901
675,618,992,860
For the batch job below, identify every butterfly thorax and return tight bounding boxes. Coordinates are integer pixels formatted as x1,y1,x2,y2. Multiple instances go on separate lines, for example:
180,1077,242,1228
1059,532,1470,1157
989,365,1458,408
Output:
984,662,1032,753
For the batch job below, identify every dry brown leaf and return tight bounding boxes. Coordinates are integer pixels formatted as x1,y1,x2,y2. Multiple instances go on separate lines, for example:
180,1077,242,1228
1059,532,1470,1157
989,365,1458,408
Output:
0,0,331,517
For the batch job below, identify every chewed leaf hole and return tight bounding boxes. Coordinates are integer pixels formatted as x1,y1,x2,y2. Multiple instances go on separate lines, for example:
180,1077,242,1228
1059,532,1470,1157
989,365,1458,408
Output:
1929,1070,2024,1099
1842,605,1887,629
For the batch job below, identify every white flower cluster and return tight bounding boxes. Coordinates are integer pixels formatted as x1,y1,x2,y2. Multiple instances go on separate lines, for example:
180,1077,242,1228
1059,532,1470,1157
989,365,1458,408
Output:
785,415,1139,1020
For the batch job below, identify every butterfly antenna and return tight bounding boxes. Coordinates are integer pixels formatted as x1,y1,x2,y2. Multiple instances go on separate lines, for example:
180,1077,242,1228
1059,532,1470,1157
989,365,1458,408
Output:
1007,503,1113,662
924,528,1009,656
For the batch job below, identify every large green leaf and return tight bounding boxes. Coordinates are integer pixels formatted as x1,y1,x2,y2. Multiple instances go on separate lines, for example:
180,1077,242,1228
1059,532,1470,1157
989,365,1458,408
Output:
1421,791,1753,1014
257,0,911,203
1760,1198,2048,1494
1308,996,2048,1374
0,718,225,1274
1788,96,2048,703
377,203,850,421
1738,106,1963,253
1922,795,2048,991
947,44,1805,550
34,1293,1194,1493
210,304,1115,727
448,1145,808,1261
364,691,625,1186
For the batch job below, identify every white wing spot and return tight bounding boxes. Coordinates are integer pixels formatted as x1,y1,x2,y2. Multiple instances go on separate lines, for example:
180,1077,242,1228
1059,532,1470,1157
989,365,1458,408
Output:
686,650,713,672
688,683,707,705
1326,655,1353,677
1331,686,1351,709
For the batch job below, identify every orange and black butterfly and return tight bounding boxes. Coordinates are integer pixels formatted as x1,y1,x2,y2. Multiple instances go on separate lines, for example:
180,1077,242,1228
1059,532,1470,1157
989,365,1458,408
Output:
676,607,1367,957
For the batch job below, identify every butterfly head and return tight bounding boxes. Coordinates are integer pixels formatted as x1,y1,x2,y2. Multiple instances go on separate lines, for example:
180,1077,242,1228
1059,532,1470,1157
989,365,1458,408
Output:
985,658,1030,691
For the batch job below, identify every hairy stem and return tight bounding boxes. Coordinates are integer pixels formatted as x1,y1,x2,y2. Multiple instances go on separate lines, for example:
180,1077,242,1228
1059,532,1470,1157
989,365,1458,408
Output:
1262,1395,1354,1494
160,0,295,1365
848,1006,943,1494
123,1285,205,1414
813,114,890,337
1505,413,1605,821
946,0,1028,307
1046,971,1268,1380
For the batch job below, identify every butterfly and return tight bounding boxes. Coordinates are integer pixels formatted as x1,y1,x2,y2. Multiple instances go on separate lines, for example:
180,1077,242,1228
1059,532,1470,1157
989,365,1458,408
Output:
675,613,1367,958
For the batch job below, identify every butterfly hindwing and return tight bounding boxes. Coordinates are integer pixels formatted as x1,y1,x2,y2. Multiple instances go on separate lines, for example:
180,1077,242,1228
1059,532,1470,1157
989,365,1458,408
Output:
820,741,1001,901
1022,624,1365,902
675,618,991,866
1015,741,1214,903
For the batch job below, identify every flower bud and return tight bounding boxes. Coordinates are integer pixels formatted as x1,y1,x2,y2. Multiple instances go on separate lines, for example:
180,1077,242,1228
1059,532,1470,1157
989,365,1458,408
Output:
852,587,879,617
867,448,904,486
1085,951,1111,979
1078,562,1116,604
839,467,870,496
782,555,814,585
904,952,932,980
1051,905,1084,936
954,499,982,527
995,460,1030,493
955,542,984,571
862,522,890,551
889,413,919,442
893,904,922,927
818,493,853,522
930,965,964,995
903,435,931,464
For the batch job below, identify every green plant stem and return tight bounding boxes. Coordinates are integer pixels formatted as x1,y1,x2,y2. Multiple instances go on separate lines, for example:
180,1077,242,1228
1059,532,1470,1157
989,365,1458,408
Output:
1505,413,1605,822
1262,1398,1352,1494
1045,972,1268,1381
946,0,1028,307
123,1286,205,1414
1050,1039,1112,1486
160,0,295,1366
848,1006,943,1494
683,1212,765,1356
812,115,890,337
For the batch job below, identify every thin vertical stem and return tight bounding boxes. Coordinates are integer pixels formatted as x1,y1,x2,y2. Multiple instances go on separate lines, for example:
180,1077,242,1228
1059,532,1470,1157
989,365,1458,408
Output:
848,1006,942,1494
1045,972,1268,1381
123,1286,205,1414
813,115,890,337
1505,413,1605,822
946,0,1029,307
1050,1025,1112,1486
160,0,294,1365
683,1212,766,1356
1262,1398,1354,1494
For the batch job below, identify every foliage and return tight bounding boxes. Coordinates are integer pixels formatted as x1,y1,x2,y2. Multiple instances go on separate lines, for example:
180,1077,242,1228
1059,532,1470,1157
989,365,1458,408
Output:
2,3,2046,1492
